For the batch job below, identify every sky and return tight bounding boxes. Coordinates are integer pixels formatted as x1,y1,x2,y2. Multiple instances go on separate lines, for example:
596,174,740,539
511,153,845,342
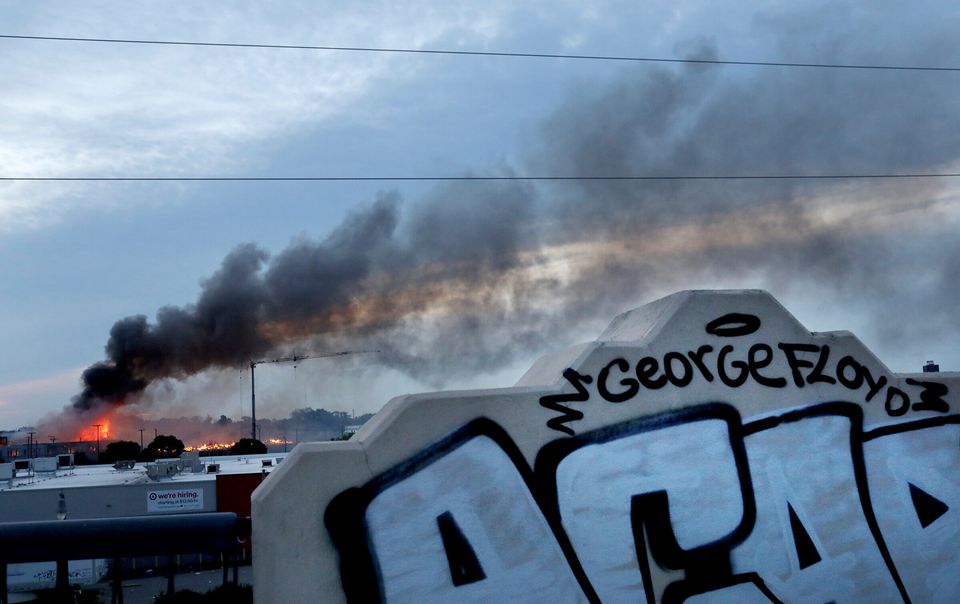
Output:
1,1,959,438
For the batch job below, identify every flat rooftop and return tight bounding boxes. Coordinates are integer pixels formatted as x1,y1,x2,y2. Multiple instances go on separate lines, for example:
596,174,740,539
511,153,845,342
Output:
0,452,286,492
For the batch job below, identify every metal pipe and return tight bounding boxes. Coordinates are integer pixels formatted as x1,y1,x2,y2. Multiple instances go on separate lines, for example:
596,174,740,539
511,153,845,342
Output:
56,559,70,598
166,555,175,595
0,513,245,564
1,561,7,604
111,557,124,604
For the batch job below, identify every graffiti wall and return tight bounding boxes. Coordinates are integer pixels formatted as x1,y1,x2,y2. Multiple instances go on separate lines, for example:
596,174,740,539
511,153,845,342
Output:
252,290,959,603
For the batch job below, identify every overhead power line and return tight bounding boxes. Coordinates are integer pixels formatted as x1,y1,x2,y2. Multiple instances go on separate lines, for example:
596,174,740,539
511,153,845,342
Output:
2,34,958,72
2,174,960,182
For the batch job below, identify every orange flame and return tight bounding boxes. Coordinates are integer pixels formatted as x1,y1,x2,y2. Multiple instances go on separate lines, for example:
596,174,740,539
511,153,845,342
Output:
184,442,235,452
73,416,112,442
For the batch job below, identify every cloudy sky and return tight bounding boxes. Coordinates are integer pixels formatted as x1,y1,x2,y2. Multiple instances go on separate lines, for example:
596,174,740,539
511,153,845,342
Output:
1,0,958,436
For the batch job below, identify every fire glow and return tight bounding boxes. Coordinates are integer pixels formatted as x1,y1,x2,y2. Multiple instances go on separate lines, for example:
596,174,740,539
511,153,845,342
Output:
73,418,111,442
182,438,293,452
38,402,303,454
183,442,234,452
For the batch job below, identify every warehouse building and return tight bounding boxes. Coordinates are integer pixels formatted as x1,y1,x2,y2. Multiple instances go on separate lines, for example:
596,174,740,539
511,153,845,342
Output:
0,451,282,592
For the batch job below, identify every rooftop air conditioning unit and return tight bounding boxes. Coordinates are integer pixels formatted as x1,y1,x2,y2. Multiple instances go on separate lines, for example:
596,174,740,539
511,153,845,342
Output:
113,460,136,471
0,463,13,481
32,457,58,473
57,454,74,469
261,459,273,468
146,460,183,480
206,463,220,473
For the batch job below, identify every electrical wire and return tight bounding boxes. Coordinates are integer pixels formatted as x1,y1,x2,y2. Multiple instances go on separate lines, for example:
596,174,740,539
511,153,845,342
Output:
2,34,959,72
3,34,958,186
2,174,960,182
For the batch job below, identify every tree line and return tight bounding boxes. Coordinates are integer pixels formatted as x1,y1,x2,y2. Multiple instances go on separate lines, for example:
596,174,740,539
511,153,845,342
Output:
91,406,374,464
96,435,269,464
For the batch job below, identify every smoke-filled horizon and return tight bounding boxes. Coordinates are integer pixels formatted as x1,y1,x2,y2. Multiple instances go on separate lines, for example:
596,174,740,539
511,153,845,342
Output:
36,403,375,449
68,20,960,422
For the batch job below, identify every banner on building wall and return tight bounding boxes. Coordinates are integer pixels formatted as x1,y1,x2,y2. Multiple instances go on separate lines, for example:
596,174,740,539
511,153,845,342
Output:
146,488,203,512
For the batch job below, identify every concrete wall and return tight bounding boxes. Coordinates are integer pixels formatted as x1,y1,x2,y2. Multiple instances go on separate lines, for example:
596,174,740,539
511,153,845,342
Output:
253,289,960,603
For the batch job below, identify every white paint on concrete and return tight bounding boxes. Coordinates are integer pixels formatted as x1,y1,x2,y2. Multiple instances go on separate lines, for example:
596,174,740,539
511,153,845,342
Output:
366,435,585,603
865,424,960,604
556,418,744,603
732,414,901,602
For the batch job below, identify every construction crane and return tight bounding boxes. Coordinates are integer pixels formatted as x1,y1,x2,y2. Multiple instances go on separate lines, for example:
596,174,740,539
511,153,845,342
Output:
248,350,378,441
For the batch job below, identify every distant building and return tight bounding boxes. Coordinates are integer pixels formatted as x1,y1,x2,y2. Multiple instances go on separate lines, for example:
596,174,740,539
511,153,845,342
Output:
0,432,97,461
0,450,285,593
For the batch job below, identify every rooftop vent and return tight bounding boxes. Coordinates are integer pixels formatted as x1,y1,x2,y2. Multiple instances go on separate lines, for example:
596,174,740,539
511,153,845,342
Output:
261,459,273,468
206,463,220,474
113,460,137,471
923,360,940,373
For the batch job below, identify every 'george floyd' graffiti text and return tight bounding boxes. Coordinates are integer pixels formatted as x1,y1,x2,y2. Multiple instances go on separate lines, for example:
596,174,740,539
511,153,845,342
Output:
540,313,949,435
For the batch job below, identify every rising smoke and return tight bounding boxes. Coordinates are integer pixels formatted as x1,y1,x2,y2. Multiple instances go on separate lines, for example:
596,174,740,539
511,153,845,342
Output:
69,8,960,419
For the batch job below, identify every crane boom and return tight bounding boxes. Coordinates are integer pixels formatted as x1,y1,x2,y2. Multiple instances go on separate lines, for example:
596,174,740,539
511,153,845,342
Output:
248,350,378,441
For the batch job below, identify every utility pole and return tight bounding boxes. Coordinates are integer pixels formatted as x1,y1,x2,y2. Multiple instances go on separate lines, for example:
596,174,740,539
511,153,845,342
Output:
28,432,35,459
250,360,256,442
138,428,145,449
249,350,378,441
92,424,102,460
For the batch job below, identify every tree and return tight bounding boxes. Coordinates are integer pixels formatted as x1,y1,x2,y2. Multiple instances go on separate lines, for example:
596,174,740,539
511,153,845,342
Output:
229,438,267,455
100,440,141,464
142,435,185,460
